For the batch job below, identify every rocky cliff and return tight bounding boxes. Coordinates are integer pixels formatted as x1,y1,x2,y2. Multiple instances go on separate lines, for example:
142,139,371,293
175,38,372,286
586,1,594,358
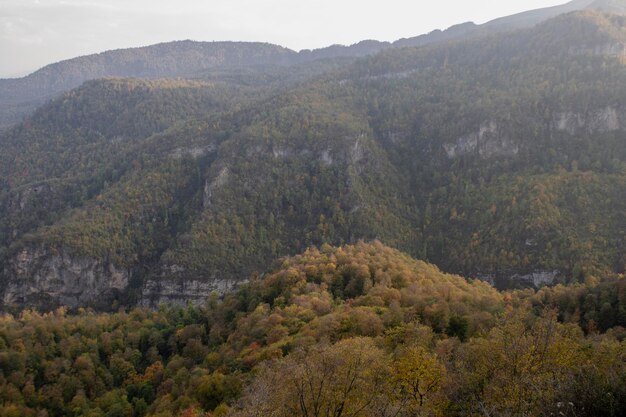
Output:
139,276,239,307
0,245,565,311
3,246,130,309
443,106,624,159
1,244,245,309
1,10,625,311
443,121,520,159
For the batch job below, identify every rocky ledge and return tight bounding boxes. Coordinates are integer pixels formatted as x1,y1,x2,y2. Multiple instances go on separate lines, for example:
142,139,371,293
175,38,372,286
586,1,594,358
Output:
2,246,129,309
477,269,560,289
139,277,239,308
1,245,562,309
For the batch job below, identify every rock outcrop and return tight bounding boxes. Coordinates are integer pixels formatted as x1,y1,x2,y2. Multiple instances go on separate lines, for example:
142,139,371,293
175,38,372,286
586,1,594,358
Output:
2,246,129,308
203,166,230,208
139,277,239,307
445,106,624,160
555,106,622,135
477,269,560,288
444,121,519,159
1,245,244,309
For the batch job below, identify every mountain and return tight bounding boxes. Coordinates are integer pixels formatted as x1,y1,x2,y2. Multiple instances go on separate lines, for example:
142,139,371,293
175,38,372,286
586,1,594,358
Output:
0,40,388,130
393,0,626,48
3,1,624,131
481,0,596,31
0,10,624,310
0,41,293,130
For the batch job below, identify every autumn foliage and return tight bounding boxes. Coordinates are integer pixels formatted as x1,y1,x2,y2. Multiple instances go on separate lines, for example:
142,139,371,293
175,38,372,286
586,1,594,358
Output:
0,242,625,416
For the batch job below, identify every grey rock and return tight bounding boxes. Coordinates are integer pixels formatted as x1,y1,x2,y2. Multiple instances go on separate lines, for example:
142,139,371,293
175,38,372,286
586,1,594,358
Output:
569,42,626,57
272,146,291,159
320,149,333,165
203,166,230,207
444,121,519,159
555,106,621,135
475,269,559,288
511,270,559,287
170,144,217,159
349,135,366,164
139,277,240,307
3,246,129,308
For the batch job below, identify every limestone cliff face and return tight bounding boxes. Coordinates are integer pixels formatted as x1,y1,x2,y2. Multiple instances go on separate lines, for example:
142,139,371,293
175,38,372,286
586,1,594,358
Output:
477,270,560,288
569,42,626,58
203,166,230,208
1,245,243,309
139,276,239,307
555,106,622,135
444,106,623,159
443,121,519,159
0,242,561,309
2,246,130,308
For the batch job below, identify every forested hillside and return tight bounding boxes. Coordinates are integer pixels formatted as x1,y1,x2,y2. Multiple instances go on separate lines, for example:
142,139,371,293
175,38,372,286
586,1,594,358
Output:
2,0,621,130
0,41,385,130
1,2,626,415
1,242,625,417
0,10,625,309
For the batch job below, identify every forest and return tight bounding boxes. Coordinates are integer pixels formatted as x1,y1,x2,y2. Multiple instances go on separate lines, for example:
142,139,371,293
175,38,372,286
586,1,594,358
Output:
0,7,625,416
0,11,624,313
1,242,625,416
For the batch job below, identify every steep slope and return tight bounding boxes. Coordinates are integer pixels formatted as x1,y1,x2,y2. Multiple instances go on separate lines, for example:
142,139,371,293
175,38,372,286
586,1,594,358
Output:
158,10,625,292
350,11,626,284
1,11,625,309
0,78,263,310
1,84,418,308
482,0,595,31
3,1,622,131
0,77,255,243
0,41,297,129
147,91,418,305
393,0,626,48
0,41,387,130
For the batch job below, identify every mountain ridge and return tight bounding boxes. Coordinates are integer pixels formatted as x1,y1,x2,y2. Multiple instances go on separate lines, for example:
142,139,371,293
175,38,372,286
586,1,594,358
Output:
3,1,625,130
1,10,624,310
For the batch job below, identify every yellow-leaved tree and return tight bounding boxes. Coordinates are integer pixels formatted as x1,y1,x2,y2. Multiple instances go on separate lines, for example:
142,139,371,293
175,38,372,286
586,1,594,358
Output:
230,337,391,417
390,346,448,416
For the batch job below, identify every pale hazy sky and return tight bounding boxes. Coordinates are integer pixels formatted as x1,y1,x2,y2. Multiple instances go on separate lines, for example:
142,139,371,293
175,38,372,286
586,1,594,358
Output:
0,0,568,78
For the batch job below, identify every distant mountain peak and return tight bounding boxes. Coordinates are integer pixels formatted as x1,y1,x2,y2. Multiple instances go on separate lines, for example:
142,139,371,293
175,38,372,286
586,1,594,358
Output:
2,0,626,131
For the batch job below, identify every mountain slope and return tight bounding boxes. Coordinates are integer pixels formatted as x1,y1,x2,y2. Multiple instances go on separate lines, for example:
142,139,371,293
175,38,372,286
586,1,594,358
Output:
482,0,595,30
0,41,296,129
0,77,256,288
1,11,625,310
0,41,387,130
3,1,624,131
393,0,626,48
590,0,626,13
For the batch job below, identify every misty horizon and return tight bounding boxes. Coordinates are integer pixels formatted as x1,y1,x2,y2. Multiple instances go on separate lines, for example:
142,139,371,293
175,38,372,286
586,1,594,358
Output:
0,0,571,78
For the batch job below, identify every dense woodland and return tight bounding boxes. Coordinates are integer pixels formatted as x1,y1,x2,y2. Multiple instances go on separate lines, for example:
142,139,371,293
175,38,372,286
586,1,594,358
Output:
0,5,625,417
1,242,625,416
1,11,624,307
4,0,599,129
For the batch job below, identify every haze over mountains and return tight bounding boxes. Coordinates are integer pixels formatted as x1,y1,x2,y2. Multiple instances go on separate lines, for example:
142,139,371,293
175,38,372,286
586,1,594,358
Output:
1,0,625,130
0,0,625,310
